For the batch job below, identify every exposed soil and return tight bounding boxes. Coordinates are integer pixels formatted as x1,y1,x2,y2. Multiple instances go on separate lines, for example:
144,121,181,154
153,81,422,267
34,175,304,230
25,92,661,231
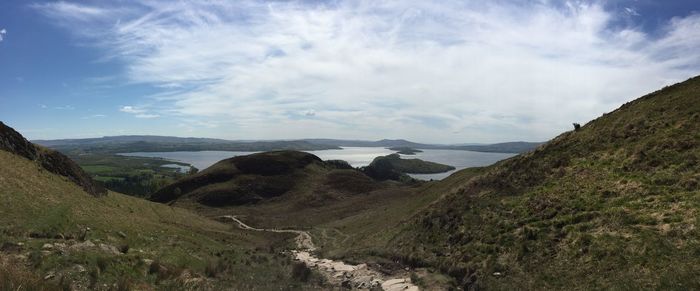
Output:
221,215,419,290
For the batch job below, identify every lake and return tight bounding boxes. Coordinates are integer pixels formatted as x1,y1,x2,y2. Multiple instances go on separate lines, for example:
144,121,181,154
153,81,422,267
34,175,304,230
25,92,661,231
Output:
119,147,515,180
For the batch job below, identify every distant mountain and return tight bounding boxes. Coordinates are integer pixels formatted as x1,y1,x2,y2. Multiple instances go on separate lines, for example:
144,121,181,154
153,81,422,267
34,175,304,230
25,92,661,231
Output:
302,138,426,148
34,135,541,154
449,141,543,153
303,139,541,153
33,136,340,154
33,135,233,147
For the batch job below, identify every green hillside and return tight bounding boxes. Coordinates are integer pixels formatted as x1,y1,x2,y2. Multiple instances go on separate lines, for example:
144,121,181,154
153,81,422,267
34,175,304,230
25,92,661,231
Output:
0,126,323,290
303,76,700,290
383,76,700,289
150,151,384,207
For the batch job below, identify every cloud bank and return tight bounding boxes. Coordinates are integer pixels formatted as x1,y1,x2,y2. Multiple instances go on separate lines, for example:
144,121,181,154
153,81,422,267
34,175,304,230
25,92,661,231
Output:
33,1,700,142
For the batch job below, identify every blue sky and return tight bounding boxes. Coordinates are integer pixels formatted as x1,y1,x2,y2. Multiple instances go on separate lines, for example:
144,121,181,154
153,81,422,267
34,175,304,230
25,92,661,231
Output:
1,0,699,143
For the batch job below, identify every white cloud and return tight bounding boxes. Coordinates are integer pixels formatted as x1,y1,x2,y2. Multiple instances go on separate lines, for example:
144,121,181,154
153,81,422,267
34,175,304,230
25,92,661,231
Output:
81,114,107,119
119,105,160,118
119,105,141,114
33,1,700,143
0,28,6,42
624,7,640,16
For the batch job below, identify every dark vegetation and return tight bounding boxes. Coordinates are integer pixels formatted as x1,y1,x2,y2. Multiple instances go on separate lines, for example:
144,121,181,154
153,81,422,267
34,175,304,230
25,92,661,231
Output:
69,153,195,197
389,147,423,155
151,151,327,206
383,75,700,289
361,154,455,181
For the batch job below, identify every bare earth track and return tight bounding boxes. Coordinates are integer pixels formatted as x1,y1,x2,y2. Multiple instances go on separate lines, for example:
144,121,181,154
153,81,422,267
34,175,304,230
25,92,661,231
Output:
221,215,418,290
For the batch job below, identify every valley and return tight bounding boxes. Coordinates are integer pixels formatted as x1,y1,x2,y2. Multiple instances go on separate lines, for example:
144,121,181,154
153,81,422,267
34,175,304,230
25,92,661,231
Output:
1,77,699,290
4,1,700,290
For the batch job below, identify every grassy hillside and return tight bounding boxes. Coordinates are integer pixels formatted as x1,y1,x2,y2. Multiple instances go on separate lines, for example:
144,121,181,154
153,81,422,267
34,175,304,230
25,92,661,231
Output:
148,151,419,229
1,121,106,197
0,147,323,289
376,76,700,289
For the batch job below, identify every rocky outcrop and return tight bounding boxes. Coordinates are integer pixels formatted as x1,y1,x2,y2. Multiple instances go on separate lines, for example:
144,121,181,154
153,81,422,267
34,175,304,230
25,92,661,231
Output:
0,121,37,160
0,121,106,197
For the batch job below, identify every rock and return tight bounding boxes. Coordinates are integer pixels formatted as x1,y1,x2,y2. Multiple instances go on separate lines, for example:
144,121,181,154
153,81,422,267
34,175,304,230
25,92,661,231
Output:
341,280,352,289
42,243,54,250
493,272,503,277
71,240,96,251
99,243,121,255
54,233,65,240
0,242,23,253
43,272,55,280
116,231,127,238
73,264,86,273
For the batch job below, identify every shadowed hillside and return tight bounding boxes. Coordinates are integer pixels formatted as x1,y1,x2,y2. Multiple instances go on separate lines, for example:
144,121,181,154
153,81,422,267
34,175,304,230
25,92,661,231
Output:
151,150,381,207
0,122,106,197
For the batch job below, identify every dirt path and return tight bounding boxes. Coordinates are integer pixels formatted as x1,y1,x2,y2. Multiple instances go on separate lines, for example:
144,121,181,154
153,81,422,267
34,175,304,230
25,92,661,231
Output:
221,215,418,290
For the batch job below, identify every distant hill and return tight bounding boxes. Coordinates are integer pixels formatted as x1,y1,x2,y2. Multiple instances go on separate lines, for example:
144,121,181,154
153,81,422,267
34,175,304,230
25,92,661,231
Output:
449,141,543,153
33,136,340,154
303,139,540,153
35,135,541,154
378,76,700,289
388,147,423,155
33,135,234,147
303,138,426,148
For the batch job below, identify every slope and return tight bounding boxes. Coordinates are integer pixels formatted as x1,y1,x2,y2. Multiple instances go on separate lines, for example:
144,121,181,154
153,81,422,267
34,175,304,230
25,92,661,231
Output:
383,76,700,289
0,124,324,290
150,150,384,209
1,121,105,197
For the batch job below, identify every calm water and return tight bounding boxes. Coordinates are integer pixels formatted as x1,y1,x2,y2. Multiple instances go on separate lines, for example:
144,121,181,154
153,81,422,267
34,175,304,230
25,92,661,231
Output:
400,150,515,180
119,147,515,180
161,163,192,173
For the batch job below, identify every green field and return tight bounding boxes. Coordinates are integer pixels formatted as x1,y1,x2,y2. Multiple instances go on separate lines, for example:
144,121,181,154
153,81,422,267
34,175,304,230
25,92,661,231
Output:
69,153,195,197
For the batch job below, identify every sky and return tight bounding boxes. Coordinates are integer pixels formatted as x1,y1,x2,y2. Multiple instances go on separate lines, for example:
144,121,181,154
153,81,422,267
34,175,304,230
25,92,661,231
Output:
1,0,699,143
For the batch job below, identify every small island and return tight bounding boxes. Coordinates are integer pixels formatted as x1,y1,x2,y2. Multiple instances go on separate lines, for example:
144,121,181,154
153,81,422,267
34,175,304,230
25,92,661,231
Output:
361,154,455,181
388,147,423,155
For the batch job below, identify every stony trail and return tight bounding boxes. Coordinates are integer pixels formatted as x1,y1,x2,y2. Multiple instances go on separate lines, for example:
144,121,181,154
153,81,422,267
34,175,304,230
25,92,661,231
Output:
221,215,418,290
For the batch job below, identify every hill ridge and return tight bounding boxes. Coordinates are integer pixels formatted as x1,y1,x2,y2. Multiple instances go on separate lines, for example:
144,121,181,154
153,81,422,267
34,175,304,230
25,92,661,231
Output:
0,121,106,197
383,75,700,289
